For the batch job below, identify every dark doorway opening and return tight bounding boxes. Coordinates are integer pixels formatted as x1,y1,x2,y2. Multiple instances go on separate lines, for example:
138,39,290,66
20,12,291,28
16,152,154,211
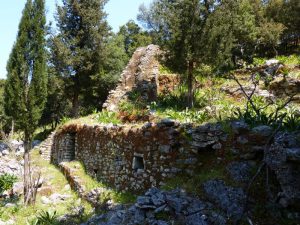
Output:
133,155,144,171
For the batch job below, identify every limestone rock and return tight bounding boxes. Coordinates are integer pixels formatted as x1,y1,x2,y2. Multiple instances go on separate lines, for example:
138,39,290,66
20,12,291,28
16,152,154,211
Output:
203,179,246,220
226,161,255,183
82,187,227,225
286,148,300,163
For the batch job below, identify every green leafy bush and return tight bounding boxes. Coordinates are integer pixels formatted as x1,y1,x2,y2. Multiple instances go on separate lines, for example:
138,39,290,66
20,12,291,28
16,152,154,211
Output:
253,54,300,67
29,210,59,225
161,108,210,124
0,173,18,194
276,54,300,66
253,57,266,66
283,108,300,131
231,96,300,131
95,111,121,124
159,64,174,74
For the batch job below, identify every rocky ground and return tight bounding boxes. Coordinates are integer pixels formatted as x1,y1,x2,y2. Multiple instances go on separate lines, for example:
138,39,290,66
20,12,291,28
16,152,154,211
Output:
81,184,245,225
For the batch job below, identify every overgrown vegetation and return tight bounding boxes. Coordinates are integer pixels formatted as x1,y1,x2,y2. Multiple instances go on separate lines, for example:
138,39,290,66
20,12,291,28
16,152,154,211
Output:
29,210,59,225
0,0,299,224
95,111,121,125
0,150,93,225
0,173,17,195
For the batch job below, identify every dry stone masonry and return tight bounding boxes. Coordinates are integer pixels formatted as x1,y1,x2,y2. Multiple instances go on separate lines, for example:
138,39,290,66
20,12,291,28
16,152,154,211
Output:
51,120,198,192
50,119,300,213
103,45,160,111
33,132,55,161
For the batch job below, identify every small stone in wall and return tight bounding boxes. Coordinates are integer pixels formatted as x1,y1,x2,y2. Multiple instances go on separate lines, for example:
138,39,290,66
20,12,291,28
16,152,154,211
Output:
159,145,171,154
226,161,256,183
286,148,300,163
231,121,250,134
237,136,249,145
251,125,273,138
212,142,222,150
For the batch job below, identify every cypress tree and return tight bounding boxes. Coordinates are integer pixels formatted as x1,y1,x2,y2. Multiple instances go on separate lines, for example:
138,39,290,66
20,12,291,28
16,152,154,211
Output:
4,0,47,205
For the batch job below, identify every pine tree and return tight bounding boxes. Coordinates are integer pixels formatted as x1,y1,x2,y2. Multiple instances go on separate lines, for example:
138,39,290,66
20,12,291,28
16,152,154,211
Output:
204,0,258,67
50,0,110,117
138,0,214,108
4,0,47,205
118,20,152,57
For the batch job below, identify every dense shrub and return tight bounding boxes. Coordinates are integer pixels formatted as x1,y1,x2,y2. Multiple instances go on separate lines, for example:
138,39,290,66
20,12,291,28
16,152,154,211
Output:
0,173,17,194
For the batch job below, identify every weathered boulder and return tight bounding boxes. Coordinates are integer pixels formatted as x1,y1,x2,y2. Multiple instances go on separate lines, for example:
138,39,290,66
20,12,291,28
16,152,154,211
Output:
286,148,300,163
269,77,300,101
81,188,227,225
226,161,255,183
203,179,246,220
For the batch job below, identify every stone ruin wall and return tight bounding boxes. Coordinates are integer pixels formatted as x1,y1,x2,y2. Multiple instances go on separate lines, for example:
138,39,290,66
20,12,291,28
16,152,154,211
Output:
103,44,181,111
49,44,299,205
51,120,300,209
103,45,161,112
51,121,197,192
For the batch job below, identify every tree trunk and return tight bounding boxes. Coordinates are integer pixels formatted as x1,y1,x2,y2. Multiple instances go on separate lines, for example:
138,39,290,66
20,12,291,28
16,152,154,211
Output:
273,45,278,57
71,92,79,118
10,120,14,138
23,133,32,205
187,61,194,108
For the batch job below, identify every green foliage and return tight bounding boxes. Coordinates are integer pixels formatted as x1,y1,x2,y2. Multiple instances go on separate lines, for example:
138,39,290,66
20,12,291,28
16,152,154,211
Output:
0,173,18,194
86,34,129,113
155,211,171,220
40,72,71,127
50,0,111,117
232,96,276,127
0,79,9,133
59,117,71,126
253,57,266,66
257,20,285,55
29,210,59,225
118,100,149,121
163,109,210,124
118,20,152,57
163,167,225,193
159,64,175,74
112,192,136,204
139,0,213,107
232,96,300,131
276,54,300,66
195,64,213,78
283,108,300,131
95,111,121,125
156,85,208,110
253,54,300,67
4,0,48,141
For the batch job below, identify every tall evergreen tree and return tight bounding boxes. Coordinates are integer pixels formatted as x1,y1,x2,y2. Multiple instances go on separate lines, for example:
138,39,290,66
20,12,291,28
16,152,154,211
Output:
118,20,153,57
204,0,259,67
4,0,47,205
138,0,215,108
50,0,110,117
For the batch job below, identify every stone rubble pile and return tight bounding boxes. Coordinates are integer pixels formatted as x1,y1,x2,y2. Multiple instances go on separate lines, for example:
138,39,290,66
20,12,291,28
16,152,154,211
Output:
221,59,300,101
265,131,300,209
82,187,232,225
0,156,22,177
